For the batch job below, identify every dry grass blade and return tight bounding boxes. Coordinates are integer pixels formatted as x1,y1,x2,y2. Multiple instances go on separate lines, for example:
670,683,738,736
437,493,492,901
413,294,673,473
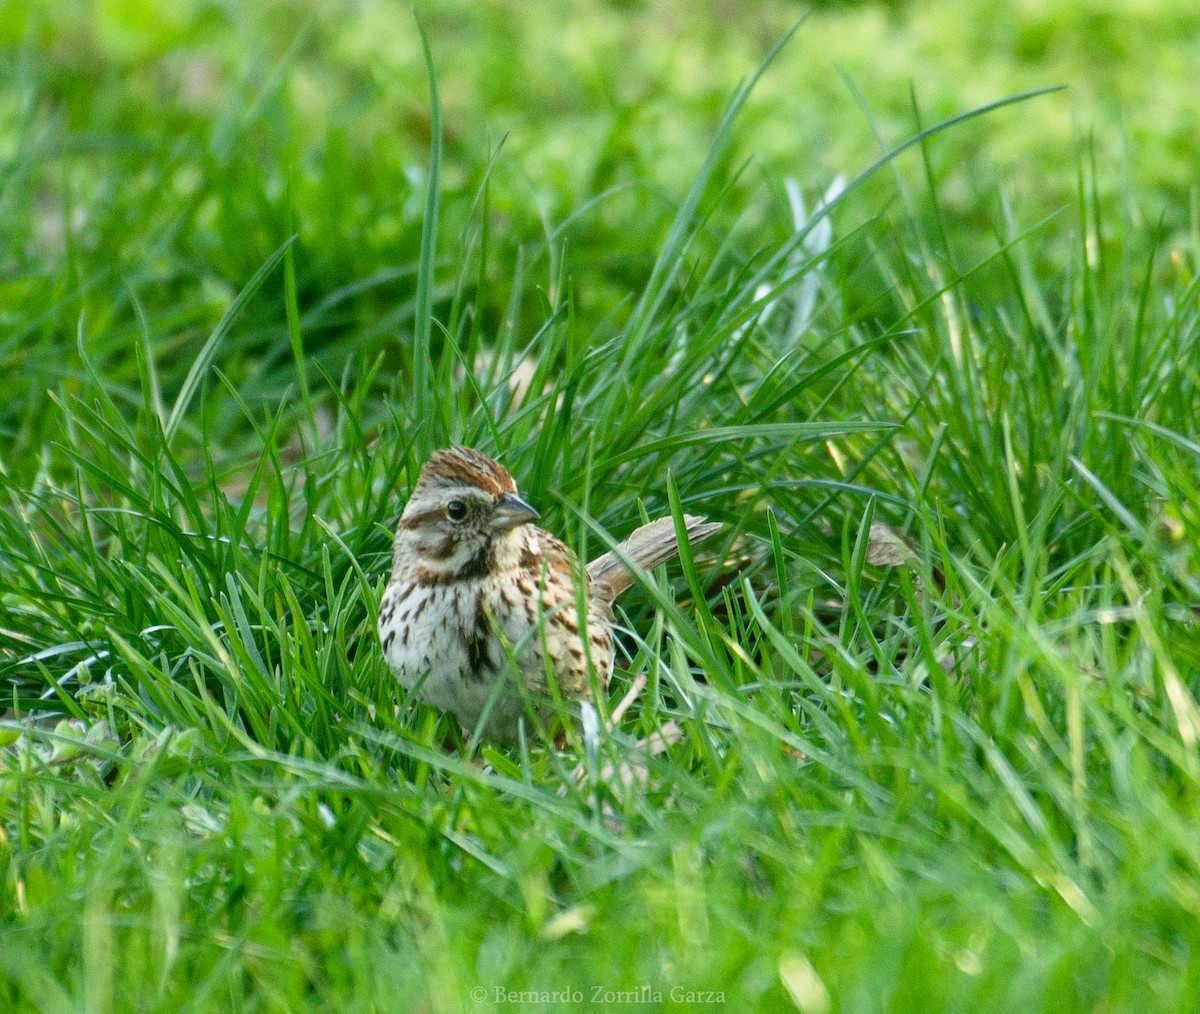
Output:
587,515,722,600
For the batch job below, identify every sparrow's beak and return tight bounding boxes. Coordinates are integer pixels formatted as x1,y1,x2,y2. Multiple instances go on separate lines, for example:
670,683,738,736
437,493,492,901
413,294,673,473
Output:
492,491,540,530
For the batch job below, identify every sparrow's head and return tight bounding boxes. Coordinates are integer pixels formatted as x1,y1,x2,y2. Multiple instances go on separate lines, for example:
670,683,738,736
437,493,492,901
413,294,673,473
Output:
394,447,540,578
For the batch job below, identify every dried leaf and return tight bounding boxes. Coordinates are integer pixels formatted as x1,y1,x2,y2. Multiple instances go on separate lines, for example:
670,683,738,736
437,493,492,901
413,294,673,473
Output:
865,522,919,568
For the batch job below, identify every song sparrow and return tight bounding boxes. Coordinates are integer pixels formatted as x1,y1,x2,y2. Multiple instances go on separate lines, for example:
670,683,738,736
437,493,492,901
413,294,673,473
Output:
378,446,720,742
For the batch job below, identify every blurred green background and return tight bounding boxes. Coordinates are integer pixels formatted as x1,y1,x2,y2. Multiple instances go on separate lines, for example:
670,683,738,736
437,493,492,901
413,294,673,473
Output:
3,0,1197,461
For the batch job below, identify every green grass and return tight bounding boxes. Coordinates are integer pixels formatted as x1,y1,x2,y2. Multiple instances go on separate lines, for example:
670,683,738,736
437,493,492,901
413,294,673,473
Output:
4,4,1200,1012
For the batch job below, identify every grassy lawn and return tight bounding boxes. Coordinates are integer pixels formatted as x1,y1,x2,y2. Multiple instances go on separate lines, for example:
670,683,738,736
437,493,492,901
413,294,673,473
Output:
3,2,1200,1011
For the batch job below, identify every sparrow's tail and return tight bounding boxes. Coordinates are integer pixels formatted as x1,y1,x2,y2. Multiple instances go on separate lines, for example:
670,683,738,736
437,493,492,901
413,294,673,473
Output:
586,515,722,602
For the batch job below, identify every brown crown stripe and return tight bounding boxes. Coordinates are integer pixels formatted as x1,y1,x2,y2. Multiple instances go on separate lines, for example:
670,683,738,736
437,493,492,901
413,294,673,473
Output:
418,446,517,498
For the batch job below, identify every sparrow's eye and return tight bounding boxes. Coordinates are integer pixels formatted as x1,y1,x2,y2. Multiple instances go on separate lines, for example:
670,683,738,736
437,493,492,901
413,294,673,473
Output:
446,499,467,521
